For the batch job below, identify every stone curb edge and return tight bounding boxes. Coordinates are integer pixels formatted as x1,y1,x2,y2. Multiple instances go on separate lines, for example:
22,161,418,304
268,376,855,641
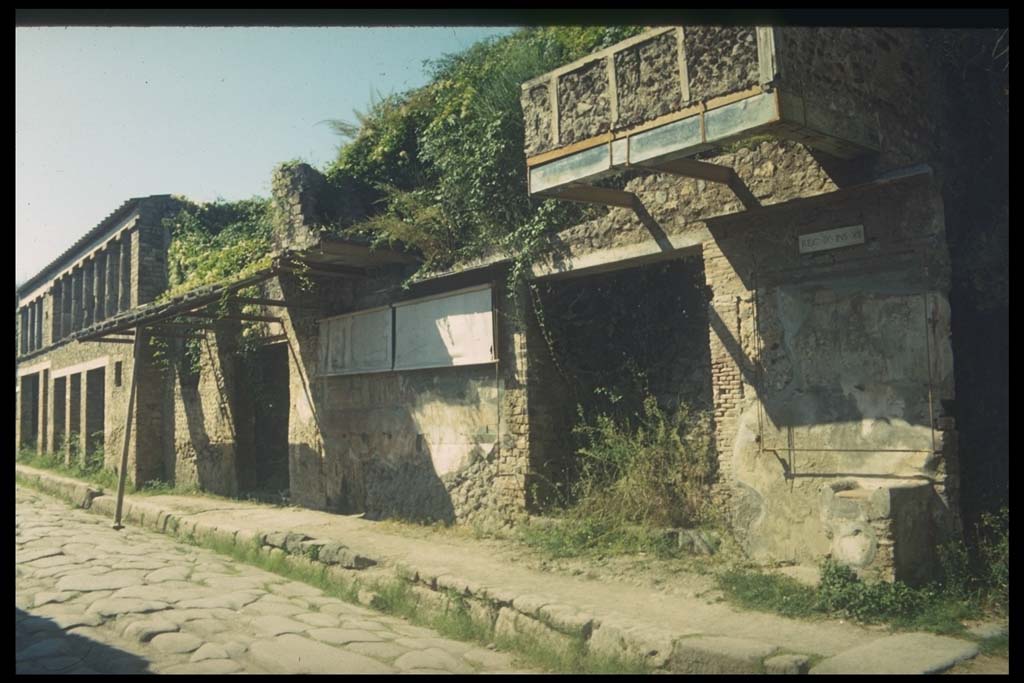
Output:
16,464,813,674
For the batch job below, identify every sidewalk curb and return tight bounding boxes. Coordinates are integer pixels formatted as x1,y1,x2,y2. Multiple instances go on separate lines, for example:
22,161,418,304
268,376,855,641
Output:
15,464,985,674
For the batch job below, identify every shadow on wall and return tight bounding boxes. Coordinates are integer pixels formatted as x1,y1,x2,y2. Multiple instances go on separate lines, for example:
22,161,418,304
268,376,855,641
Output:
278,271,504,524
16,609,151,674
166,329,240,496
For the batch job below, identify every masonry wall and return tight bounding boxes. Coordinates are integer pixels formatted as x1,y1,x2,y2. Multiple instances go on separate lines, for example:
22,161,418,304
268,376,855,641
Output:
15,339,155,487
16,198,182,488
160,330,240,496
214,266,527,527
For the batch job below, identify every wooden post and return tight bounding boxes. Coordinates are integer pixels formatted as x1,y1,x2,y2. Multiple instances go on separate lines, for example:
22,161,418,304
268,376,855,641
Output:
113,331,142,530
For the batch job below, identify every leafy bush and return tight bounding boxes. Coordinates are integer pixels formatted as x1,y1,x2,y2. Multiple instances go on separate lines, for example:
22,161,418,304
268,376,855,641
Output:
817,559,927,623
571,395,714,529
976,507,1009,614
521,395,715,558
162,197,275,300
324,27,645,271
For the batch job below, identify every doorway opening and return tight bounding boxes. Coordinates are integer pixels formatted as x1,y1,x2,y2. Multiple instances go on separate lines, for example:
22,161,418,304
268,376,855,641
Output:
237,343,290,500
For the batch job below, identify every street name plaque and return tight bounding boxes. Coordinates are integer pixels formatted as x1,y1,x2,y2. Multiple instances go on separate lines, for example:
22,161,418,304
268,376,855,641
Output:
798,224,865,254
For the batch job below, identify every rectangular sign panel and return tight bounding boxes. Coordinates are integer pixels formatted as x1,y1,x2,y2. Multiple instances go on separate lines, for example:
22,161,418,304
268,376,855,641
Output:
798,224,865,254
320,307,392,375
394,287,495,371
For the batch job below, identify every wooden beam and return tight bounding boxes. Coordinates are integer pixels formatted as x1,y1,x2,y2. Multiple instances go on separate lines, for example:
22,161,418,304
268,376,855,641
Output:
635,157,761,209
93,337,136,344
635,157,736,185
228,296,319,310
179,312,282,324
113,334,142,530
544,185,640,210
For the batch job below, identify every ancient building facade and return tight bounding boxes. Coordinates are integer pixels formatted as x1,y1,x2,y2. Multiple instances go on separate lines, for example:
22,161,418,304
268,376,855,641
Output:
16,27,1005,583
516,26,1006,582
16,196,182,484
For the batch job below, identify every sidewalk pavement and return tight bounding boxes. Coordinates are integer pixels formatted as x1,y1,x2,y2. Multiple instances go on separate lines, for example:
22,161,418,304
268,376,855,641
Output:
15,464,991,674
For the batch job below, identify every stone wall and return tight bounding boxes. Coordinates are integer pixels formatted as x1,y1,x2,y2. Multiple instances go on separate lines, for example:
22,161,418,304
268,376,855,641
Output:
15,338,155,488
230,269,529,527
161,331,240,496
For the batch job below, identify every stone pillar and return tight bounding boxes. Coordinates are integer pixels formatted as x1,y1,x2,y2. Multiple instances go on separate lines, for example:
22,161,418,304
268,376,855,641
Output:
73,373,87,466
94,250,106,322
120,232,132,311
38,369,49,453
82,259,94,328
63,375,75,466
51,281,63,342
106,240,120,316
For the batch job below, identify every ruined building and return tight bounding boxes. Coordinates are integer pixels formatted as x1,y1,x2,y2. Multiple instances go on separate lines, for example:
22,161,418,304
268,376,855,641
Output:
15,27,1006,584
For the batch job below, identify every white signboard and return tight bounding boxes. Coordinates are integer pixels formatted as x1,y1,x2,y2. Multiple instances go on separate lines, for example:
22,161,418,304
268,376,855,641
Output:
394,287,494,371
798,224,865,254
320,307,392,375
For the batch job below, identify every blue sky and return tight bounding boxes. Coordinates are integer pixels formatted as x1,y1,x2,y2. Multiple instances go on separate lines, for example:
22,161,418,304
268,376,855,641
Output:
15,26,518,285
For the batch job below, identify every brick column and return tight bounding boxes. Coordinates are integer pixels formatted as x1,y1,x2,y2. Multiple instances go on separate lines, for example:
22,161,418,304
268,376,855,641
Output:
94,250,106,321
73,373,87,466
63,375,75,466
82,259,94,328
106,240,120,316
120,232,132,311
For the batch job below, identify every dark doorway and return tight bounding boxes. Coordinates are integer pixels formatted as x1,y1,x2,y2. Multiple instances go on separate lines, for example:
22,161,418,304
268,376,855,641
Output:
53,377,66,454
85,367,105,463
238,343,290,499
19,373,39,450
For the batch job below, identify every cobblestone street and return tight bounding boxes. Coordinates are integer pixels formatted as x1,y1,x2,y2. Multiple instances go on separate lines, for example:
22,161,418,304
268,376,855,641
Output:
15,486,523,674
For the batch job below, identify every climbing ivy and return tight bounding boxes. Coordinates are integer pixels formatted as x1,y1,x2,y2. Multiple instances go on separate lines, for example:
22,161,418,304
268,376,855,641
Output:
324,26,646,272
161,198,276,302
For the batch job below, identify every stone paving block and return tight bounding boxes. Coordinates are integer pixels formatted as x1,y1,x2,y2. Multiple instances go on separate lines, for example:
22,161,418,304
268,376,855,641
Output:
669,635,779,674
32,591,78,607
144,566,191,583
190,642,229,662
242,597,307,617
809,633,980,674
394,648,472,673
253,615,309,636
56,570,145,592
150,631,204,654
182,618,230,638
308,627,387,645
270,580,323,598
249,634,395,674
295,612,341,627
123,617,180,642
345,641,411,662
85,597,170,617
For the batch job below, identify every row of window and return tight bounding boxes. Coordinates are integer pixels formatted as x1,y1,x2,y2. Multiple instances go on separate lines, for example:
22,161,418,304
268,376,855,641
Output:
319,286,496,376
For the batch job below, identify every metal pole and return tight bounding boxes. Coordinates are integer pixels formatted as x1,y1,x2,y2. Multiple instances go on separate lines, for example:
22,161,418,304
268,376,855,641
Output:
113,330,143,530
